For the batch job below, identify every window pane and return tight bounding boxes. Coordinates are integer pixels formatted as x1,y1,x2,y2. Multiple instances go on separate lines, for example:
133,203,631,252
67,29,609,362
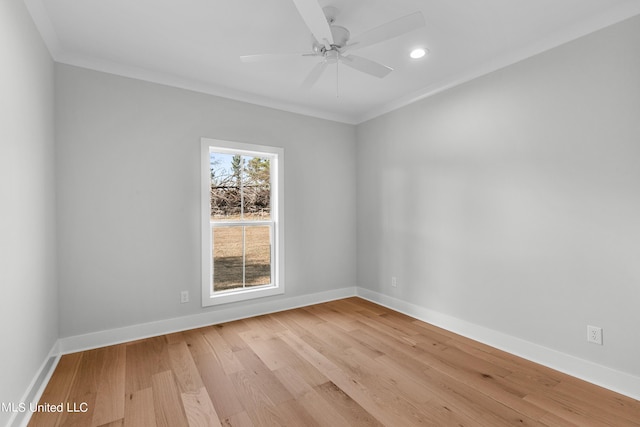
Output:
245,225,272,287
210,152,242,221
213,226,243,291
242,156,271,220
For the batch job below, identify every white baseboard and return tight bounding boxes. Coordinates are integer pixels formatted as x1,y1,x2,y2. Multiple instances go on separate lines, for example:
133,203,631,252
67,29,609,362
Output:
57,287,358,355
8,346,61,427
356,288,640,401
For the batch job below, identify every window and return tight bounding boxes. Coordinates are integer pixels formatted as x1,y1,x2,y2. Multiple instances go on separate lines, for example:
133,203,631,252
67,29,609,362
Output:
201,138,284,306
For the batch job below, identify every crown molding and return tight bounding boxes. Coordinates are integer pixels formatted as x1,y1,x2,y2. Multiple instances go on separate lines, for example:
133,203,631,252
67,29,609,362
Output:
57,52,360,125
356,2,640,124
23,0,62,59
24,0,640,126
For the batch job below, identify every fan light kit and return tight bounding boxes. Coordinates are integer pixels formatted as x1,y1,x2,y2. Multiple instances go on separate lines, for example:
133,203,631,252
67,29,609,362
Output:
240,0,426,89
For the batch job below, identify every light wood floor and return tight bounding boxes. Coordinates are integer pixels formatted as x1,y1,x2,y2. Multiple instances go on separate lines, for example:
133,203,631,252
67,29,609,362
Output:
29,297,640,426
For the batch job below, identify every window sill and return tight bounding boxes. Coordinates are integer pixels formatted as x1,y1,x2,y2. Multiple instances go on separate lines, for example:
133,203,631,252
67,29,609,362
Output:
202,284,283,307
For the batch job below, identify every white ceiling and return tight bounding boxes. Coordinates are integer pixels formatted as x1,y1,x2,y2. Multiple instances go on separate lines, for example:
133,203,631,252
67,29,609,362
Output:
25,0,640,124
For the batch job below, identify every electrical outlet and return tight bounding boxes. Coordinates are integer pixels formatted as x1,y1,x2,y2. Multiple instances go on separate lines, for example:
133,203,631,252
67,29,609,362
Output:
180,291,189,304
391,277,397,288
587,325,603,345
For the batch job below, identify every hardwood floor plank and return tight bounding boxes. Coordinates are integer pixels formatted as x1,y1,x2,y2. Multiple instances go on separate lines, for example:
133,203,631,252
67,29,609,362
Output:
28,352,82,427
181,387,222,427
246,399,319,427
313,381,383,427
448,339,562,396
276,329,343,377
524,392,615,427
350,321,444,372
503,369,560,397
538,411,582,427
251,314,288,335
551,379,640,424
303,304,359,332
308,320,385,360
191,351,244,420
310,341,451,425
342,297,388,315
278,329,423,426
151,371,189,427
168,341,205,393
232,348,294,406
212,321,251,352
239,335,290,372
96,420,123,427
435,345,514,382
270,399,319,426
123,387,156,427
33,298,640,427
203,327,244,374
56,350,100,427
351,309,428,349
271,365,351,426
124,336,170,395
273,308,325,337
228,369,274,412
272,337,330,387
272,366,314,398
526,388,640,427
311,328,431,405
165,332,186,345
181,328,215,358
405,344,552,422
296,391,353,427
220,411,254,427
91,345,126,426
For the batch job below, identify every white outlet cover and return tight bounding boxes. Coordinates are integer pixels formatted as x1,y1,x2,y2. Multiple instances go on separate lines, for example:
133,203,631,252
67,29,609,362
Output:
181,291,189,303
587,325,603,345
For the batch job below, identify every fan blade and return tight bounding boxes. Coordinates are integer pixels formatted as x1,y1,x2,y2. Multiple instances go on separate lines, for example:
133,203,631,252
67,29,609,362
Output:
345,11,425,52
240,53,315,63
341,54,393,78
291,0,334,46
301,61,328,88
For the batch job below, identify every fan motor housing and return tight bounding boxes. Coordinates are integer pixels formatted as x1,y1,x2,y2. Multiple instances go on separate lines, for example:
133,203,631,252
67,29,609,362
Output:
330,25,350,48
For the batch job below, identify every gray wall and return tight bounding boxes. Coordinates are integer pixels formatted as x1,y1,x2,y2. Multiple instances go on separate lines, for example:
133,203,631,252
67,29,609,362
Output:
0,1,57,424
55,65,357,337
357,14,640,377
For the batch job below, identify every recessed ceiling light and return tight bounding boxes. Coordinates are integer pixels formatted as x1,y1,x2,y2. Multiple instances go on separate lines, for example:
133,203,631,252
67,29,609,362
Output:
409,48,428,59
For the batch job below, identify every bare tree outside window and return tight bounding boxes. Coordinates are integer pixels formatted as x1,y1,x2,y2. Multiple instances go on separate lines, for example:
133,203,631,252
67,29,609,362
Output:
210,154,270,220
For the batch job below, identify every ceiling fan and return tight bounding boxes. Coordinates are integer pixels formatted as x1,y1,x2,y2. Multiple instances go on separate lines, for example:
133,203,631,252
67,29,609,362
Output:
240,0,425,89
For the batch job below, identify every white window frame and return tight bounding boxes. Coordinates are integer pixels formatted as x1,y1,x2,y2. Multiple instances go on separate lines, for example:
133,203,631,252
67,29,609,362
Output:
201,138,284,306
